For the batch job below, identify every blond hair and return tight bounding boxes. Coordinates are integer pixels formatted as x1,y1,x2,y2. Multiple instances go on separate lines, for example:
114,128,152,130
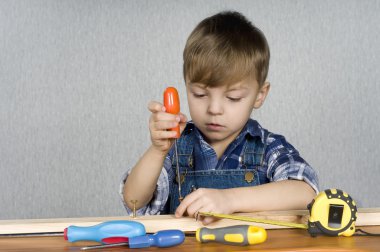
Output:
183,11,270,87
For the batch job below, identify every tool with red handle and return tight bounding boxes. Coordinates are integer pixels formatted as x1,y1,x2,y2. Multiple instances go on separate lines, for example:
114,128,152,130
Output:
64,220,145,243
163,87,181,138
80,229,185,250
163,87,183,201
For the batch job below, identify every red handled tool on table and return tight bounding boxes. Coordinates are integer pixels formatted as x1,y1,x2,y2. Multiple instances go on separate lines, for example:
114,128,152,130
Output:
80,229,185,250
64,220,184,250
64,220,145,243
163,87,183,201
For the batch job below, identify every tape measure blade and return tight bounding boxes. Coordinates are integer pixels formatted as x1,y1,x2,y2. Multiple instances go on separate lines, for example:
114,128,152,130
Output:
199,212,308,229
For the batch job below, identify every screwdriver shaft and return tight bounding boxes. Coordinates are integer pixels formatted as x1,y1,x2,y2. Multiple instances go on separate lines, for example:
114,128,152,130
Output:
174,140,183,201
81,242,128,250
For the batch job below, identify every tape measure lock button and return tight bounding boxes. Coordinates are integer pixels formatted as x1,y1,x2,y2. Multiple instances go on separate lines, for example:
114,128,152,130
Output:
328,204,344,229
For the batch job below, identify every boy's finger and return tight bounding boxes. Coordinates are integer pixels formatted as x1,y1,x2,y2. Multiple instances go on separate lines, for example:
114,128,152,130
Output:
179,113,187,123
202,216,217,225
178,114,188,134
148,101,165,113
151,130,178,140
175,190,203,218
175,192,197,217
175,201,188,218
152,120,179,131
151,113,179,123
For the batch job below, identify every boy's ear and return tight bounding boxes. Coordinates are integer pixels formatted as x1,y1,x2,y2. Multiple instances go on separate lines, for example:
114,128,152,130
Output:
253,82,270,109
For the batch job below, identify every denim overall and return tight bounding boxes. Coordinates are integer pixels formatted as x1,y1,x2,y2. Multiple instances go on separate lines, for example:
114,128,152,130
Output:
168,127,271,213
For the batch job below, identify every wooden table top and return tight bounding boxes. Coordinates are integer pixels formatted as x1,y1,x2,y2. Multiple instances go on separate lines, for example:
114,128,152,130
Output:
1,226,380,252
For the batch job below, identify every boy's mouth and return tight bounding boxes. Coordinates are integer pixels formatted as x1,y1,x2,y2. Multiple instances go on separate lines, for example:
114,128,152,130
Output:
206,123,224,131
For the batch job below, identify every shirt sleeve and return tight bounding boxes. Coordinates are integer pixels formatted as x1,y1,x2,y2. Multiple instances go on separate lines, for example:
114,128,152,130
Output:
119,160,170,215
265,134,319,193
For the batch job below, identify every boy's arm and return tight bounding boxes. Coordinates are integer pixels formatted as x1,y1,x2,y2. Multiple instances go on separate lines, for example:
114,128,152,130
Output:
225,179,315,212
175,180,315,224
122,101,187,212
123,145,167,210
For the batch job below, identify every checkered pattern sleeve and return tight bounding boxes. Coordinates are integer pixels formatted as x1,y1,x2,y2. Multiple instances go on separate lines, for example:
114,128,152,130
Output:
265,134,319,193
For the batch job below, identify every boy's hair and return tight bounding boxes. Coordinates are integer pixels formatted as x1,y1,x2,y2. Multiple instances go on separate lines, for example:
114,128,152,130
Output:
183,11,270,87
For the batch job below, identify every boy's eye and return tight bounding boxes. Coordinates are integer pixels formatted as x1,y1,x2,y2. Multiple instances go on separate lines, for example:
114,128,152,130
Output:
193,93,206,98
227,97,242,102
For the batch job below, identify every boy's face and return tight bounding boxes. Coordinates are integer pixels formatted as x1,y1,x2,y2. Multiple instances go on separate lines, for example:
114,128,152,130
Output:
186,78,270,147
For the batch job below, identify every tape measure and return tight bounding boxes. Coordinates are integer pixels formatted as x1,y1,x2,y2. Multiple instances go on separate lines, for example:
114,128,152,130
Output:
199,188,358,237
307,188,357,237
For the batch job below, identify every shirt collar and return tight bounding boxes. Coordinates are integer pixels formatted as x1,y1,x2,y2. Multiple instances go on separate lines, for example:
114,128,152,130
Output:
244,119,265,143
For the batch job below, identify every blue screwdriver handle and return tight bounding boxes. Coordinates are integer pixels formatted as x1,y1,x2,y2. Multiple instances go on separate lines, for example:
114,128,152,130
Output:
128,230,185,248
64,220,146,243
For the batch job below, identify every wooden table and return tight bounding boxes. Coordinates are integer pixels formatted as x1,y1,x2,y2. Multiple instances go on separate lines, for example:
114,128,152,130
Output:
1,226,380,252
1,210,380,251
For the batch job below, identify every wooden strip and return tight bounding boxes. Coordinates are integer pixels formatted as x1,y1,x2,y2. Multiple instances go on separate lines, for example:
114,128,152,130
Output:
1,208,379,235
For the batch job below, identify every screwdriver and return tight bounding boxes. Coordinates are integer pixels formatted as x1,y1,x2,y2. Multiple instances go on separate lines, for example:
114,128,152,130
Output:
163,87,183,201
64,220,145,243
196,225,267,246
80,229,185,250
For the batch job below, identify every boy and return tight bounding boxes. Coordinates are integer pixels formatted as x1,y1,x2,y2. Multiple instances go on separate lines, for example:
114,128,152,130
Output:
120,11,318,224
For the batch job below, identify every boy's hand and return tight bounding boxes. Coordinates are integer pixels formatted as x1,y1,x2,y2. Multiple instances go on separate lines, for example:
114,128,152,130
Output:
174,188,235,225
148,101,187,154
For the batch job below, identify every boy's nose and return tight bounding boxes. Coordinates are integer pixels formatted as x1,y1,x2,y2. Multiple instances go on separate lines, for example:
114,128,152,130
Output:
207,99,223,115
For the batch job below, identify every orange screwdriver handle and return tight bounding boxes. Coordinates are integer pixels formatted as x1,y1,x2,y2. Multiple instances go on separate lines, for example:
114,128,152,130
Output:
163,87,181,138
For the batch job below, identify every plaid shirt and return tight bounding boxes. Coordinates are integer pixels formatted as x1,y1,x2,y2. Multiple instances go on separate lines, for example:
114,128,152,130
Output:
119,119,319,215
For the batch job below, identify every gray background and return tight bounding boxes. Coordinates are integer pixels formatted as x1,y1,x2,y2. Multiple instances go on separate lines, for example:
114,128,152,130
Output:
1,0,379,220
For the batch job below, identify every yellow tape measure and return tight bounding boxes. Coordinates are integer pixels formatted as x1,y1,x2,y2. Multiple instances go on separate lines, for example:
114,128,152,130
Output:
308,188,357,236
199,189,357,237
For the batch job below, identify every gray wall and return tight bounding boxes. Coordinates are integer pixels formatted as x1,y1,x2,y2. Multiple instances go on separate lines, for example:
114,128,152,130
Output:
1,0,379,220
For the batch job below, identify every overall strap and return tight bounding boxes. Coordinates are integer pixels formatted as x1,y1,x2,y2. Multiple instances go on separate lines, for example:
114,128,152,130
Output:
241,132,272,167
171,126,195,169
